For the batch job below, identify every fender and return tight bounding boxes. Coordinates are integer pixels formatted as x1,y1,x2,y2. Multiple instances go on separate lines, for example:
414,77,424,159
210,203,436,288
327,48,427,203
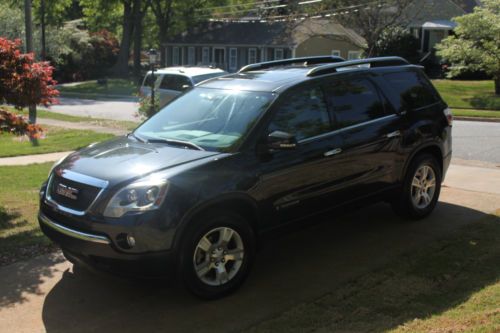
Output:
400,141,444,182
171,192,261,251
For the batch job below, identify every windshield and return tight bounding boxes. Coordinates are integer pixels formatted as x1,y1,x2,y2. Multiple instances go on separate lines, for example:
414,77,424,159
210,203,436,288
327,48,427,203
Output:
135,87,275,152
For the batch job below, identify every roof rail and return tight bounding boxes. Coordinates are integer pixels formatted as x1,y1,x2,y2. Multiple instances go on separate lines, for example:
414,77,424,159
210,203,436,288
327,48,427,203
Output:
307,57,410,77
238,56,345,73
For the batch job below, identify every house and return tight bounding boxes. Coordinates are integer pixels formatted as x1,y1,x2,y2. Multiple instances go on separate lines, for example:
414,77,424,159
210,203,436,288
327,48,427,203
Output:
163,20,366,72
405,0,480,55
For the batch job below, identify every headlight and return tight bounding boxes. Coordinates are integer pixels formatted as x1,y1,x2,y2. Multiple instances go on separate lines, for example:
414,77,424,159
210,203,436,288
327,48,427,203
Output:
103,178,168,218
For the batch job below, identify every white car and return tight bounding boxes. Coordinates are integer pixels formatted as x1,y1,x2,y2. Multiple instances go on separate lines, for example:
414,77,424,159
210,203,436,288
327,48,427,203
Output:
139,67,227,108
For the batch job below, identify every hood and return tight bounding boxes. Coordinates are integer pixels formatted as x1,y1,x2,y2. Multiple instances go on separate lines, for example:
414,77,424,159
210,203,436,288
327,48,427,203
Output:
55,136,221,187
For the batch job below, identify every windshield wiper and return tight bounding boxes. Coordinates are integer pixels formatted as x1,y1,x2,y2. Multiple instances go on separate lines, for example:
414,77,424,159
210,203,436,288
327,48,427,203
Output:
147,138,205,151
128,132,145,143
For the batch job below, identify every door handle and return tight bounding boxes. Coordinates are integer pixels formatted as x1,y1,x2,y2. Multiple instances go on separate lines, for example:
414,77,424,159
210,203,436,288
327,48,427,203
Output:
386,130,401,138
324,148,342,157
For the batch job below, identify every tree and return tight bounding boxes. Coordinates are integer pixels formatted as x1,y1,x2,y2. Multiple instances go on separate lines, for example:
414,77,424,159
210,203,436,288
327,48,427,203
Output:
374,26,419,62
132,0,150,80
436,0,500,95
0,38,59,108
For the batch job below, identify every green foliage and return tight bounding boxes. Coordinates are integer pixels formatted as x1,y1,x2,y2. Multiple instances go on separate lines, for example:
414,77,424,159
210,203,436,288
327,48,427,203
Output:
436,0,500,88
374,26,420,62
80,0,123,33
138,94,160,119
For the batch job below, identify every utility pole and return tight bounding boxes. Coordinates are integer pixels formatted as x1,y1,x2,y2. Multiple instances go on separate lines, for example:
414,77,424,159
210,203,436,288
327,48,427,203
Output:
41,0,46,60
24,0,37,125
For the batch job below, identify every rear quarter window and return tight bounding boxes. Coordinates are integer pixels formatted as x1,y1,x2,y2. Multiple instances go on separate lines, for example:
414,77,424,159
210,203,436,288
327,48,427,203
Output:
383,71,440,110
159,75,192,91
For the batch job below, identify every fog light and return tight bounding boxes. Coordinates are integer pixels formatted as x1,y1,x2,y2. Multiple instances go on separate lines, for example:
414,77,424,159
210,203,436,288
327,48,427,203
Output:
126,235,136,247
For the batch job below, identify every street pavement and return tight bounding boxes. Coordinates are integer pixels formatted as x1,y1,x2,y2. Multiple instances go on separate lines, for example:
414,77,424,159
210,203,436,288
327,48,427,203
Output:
48,98,140,122
452,120,500,164
0,164,499,333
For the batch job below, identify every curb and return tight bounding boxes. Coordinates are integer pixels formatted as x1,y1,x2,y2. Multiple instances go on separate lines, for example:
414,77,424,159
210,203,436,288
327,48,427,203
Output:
59,92,138,102
454,116,500,123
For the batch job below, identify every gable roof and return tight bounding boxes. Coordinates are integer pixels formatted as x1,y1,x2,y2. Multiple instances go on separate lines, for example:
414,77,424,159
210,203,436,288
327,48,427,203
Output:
404,0,466,27
166,20,366,48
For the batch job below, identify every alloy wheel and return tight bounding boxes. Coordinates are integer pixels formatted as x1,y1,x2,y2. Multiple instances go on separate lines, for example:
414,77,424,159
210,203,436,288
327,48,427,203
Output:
411,165,437,209
193,227,245,286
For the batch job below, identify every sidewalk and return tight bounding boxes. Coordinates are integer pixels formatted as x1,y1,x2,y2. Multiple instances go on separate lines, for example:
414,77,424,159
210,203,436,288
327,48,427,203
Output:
0,151,73,166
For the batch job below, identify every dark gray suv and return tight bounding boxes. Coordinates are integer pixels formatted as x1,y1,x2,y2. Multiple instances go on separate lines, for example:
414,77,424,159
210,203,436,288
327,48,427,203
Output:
39,56,452,298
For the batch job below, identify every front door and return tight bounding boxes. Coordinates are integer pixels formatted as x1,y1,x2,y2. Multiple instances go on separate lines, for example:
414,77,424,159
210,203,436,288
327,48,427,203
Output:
251,84,344,229
213,48,226,70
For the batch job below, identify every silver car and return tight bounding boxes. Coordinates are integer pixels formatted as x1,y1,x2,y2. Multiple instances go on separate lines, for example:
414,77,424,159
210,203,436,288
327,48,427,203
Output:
139,67,227,108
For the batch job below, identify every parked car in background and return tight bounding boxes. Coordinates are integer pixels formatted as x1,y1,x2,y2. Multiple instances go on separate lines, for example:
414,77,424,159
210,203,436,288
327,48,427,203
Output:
139,66,227,108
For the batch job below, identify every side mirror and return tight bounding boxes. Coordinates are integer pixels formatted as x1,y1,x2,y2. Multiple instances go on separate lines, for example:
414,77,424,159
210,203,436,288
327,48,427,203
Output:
181,84,192,91
267,131,297,150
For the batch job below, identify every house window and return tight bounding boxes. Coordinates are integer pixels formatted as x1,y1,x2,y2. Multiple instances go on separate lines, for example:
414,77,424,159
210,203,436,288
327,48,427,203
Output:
229,48,238,70
274,48,284,60
202,47,210,65
188,47,195,65
331,50,341,57
172,47,180,66
348,51,362,60
261,47,267,61
248,48,257,64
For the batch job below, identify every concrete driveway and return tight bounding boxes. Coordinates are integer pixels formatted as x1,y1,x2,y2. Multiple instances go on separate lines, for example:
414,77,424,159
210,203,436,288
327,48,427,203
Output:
0,165,499,333
48,98,140,122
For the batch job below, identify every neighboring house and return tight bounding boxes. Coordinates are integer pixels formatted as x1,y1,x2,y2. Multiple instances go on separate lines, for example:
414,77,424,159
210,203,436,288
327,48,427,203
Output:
405,0,480,56
163,20,366,72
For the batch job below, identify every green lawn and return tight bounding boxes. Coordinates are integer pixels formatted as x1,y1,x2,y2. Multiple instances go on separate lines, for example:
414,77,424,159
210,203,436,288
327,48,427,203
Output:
57,79,138,97
452,108,500,119
244,216,500,333
433,80,500,110
0,163,53,266
0,126,114,157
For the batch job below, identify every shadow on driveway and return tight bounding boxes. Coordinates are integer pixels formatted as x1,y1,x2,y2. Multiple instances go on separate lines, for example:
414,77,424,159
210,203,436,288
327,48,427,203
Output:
38,199,498,333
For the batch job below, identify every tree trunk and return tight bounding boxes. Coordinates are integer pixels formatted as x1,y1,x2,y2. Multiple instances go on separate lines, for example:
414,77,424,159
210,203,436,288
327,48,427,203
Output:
159,23,168,67
40,0,46,60
495,77,500,96
132,0,144,82
24,0,37,139
112,1,134,76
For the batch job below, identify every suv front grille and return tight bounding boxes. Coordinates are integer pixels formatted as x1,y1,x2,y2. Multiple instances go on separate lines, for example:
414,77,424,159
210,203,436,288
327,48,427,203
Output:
48,175,102,212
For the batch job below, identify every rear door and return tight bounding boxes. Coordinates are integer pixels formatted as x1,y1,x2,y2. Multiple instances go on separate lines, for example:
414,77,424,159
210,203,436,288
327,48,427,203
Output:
323,75,404,200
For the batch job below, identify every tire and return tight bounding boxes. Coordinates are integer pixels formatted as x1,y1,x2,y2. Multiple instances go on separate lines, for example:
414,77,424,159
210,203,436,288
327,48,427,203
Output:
177,211,256,299
391,153,442,220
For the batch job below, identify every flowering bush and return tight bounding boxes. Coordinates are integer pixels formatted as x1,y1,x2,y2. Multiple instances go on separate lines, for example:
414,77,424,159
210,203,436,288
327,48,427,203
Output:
137,94,160,120
0,37,59,108
0,108,44,139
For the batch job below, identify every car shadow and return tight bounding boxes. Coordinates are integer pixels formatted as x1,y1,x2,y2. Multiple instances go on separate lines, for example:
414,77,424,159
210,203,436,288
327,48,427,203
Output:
40,201,497,333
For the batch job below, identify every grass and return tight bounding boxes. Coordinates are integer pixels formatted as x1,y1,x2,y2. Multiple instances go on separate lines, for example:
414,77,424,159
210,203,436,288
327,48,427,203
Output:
244,215,500,333
452,108,500,119
433,80,500,110
0,125,114,157
0,163,53,266
57,78,138,97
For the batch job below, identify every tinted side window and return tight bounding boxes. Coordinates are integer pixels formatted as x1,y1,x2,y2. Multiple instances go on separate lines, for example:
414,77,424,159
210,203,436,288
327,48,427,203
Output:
269,87,330,141
160,75,192,90
192,73,225,84
383,71,439,110
327,78,385,128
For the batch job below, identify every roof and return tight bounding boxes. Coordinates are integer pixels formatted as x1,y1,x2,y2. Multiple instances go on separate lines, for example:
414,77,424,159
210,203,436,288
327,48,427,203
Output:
147,66,226,76
405,0,466,27
166,20,366,48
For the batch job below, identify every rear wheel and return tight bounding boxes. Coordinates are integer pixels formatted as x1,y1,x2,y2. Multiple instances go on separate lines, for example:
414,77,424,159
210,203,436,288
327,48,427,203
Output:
178,211,255,299
392,154,442,220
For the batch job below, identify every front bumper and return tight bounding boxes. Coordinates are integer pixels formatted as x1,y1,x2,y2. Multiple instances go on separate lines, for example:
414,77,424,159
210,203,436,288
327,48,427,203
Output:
39,211,176,277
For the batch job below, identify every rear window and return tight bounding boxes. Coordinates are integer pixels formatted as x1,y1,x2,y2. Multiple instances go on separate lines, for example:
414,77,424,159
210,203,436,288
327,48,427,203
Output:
192,72,225,84
383,71,440,110
159,74,192,91
326,78,386,128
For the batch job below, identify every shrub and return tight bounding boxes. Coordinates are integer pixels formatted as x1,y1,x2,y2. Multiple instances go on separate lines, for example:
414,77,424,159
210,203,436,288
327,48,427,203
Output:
0,108,44,139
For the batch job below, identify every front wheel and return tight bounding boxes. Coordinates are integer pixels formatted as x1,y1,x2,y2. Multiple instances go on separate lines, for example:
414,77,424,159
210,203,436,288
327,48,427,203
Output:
392,154,442,220
178,211,255,299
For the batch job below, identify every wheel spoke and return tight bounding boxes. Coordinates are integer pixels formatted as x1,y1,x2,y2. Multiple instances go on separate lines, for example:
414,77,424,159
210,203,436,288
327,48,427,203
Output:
427,178,436,189
215,265,229,285
422,166,429,180
422,192,431,205
195,261,212,276
225,249,244,262
220,228,234,245
412,178,422,189
197,236,212,252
